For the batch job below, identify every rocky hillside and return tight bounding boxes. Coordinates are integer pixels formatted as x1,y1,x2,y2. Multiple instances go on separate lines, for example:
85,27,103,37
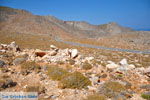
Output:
0,6,132,38
0,42,150,100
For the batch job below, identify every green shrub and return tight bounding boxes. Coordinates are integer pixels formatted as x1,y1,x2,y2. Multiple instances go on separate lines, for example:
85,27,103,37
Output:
82,61,93,70
84,94,106,100
99,81,126,98
59,72,91,89
141,93,150,100
25,85,45,94
104,81,125,92
21,61,41,75
26,86,40,92
47,66,69,81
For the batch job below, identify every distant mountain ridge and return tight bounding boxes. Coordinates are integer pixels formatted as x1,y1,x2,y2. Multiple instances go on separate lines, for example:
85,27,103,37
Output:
0,6,133,38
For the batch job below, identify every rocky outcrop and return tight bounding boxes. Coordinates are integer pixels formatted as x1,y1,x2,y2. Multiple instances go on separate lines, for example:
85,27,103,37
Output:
0,41,20,52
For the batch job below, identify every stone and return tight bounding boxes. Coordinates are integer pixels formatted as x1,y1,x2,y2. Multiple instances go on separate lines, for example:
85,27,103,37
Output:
106,63,119,70
89,74,99,85
128,64,135,69
144,67,150,74
87,86,97,91
35,52,46,57
70,49,78,59
50,45,58,51
107,61,115,64
49,50,57,56
0,78,17,89
49,95,59,99
5,79,16,88
120,59,128,66
85,57,94,61
13,58,26,65
9,41,20,52
0,60,6,67
0,50,6,53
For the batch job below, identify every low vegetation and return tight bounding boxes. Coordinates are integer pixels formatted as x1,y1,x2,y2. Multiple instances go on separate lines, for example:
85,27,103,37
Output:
21,61,41,75
25,85,45,94
47,66,69,81
82,61,93,70
99,81,126,98
59,72,91,89
104,81,125,92
68,59,75,65
141,93,150,100
84,94,106,100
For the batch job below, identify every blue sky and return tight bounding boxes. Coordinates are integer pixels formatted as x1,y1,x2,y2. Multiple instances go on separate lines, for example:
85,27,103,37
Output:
0,0,150,30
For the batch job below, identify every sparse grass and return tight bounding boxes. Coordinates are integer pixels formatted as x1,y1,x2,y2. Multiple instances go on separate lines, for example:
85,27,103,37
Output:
0,52,14,65
99,81,126,98
59,72,91,89
141,93,150,100
84,94,106,100
47,66,69,81
25,86,40,92
104,81,125,92
82,61,93,70
65,64,73,71
25,85,45,94
0,32,73,50
21,61,41,75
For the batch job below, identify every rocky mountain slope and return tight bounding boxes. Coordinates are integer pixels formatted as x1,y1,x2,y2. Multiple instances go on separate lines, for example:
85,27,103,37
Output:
0,6,133,38
0,6,150,100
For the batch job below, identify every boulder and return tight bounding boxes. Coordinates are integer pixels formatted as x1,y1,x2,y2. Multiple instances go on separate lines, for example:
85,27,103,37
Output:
49,50,57,56
69,49,78,59
8,41,20,52
35,52,46,57
0,44,8,50
13,58,26,65
85,57,94,61
50,45,58,51
144,67,150,74
0,60,6,67
106,63,119,70
0,77,17,90
119,59,128,66
128,64,135,69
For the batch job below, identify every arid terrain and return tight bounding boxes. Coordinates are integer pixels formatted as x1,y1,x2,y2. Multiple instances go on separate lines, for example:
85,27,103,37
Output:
0,6,150,100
